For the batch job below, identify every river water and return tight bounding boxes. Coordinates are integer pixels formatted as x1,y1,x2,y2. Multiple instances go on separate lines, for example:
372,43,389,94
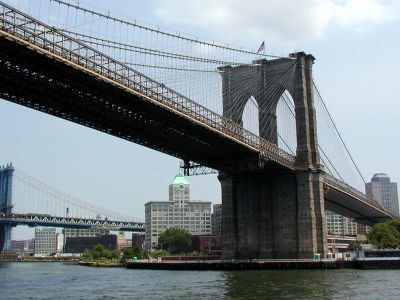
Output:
0,262,399,299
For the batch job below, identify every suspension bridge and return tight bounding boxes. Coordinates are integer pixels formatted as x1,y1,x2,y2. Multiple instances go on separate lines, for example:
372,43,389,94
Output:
0,0,398,258
0,163,144,251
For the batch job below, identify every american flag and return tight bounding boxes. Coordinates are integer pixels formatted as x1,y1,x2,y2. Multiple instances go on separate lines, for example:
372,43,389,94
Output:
257,41,265,54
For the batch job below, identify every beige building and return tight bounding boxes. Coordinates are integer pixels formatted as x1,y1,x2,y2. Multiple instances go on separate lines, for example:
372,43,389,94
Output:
145,175,212,251
326,211,357,236
117,232,132,251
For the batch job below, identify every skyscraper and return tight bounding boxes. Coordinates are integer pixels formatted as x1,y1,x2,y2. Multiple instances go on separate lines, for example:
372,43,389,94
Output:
366,173,399,213
145,175,212,251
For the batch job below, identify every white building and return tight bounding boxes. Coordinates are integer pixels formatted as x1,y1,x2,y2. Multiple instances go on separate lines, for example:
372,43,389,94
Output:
145,175,212,251
57,233,64,253
34,228,57,256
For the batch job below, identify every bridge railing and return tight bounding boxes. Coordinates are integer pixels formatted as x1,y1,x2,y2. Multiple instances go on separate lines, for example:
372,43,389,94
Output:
0,1,295,169
324,174,398,218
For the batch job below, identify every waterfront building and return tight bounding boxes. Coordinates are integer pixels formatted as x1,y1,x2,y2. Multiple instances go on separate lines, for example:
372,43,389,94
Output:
357,224,371,236
145,175,212,251
326,211,357,236
57,233,64,253
191,235,221,255
64,234,117,253
12,238,35,255
63,228,109,238
132,233,145,251
34,228,57,256
211,204,222,236
327,235,357,253
11,240,25,253
117,232,132,251
366,173,399,213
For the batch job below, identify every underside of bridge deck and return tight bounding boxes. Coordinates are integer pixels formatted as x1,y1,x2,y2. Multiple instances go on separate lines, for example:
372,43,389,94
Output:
0,35,288,175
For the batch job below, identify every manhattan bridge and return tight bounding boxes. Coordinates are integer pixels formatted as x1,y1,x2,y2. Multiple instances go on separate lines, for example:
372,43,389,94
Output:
0,0,398,259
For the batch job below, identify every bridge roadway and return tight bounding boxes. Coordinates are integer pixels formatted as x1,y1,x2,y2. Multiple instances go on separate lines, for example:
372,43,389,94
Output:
0,1,398,228
0,213,145,232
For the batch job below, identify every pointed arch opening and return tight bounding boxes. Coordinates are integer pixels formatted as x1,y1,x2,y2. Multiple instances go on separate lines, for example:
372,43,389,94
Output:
242,96,260,136
276,90,297,155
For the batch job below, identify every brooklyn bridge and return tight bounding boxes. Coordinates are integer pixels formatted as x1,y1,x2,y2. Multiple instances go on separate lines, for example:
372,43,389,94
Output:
0,0,397,259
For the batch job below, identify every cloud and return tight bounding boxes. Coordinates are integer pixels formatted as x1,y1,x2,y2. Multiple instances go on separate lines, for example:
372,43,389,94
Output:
151,0,399,45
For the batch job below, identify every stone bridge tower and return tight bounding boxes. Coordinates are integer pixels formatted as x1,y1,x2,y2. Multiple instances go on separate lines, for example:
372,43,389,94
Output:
218,52,327,259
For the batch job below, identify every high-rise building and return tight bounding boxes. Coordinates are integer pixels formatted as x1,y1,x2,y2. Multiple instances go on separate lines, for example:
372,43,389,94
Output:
34,228,57,256
325,211,357,236
211,204,222,236
366,173,399,213
145,175,212,251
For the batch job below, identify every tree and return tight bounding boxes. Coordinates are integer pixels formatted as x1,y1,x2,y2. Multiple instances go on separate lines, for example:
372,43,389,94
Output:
151,249,170,259
157,227,192,254
367,219,400,249
347,241,361,251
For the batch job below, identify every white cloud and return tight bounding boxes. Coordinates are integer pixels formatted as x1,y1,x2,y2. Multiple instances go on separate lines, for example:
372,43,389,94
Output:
151,0,399,45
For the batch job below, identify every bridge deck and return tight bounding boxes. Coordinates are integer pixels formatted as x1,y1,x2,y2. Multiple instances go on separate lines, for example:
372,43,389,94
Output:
0,213,145,232
0,2,397,227
0,2,294,173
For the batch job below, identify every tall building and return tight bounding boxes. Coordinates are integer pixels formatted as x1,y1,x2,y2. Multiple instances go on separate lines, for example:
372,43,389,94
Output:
145,175,212,251
34,228,57,256
211,204,222,236
366,173,399,213
325,211,357,236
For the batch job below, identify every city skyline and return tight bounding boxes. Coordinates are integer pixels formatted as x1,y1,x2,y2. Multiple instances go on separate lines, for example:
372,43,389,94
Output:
1,0,399,240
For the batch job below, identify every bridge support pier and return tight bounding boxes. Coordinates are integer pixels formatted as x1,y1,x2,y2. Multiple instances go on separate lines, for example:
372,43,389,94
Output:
0,224,12,251
0,163,14,251
219,170,327,259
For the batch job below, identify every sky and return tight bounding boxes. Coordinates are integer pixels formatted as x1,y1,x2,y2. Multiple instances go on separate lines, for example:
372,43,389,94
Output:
1,0,399,239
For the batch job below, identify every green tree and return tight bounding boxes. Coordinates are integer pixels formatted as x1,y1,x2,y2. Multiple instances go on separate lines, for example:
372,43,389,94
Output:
157,227,192,254
92,244,112,259
151,249,170,259
111,250,121,260
82,248,92,260
347,241,361,251
367,220,400,249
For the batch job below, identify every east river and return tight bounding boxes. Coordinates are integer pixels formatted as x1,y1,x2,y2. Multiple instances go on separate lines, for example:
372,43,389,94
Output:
0,262,399,299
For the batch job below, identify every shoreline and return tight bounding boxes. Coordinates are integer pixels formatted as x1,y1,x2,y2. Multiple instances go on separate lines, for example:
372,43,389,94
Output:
126,259,400,271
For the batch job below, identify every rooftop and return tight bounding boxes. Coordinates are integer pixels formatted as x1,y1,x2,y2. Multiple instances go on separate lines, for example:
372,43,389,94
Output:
171,175,190,185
